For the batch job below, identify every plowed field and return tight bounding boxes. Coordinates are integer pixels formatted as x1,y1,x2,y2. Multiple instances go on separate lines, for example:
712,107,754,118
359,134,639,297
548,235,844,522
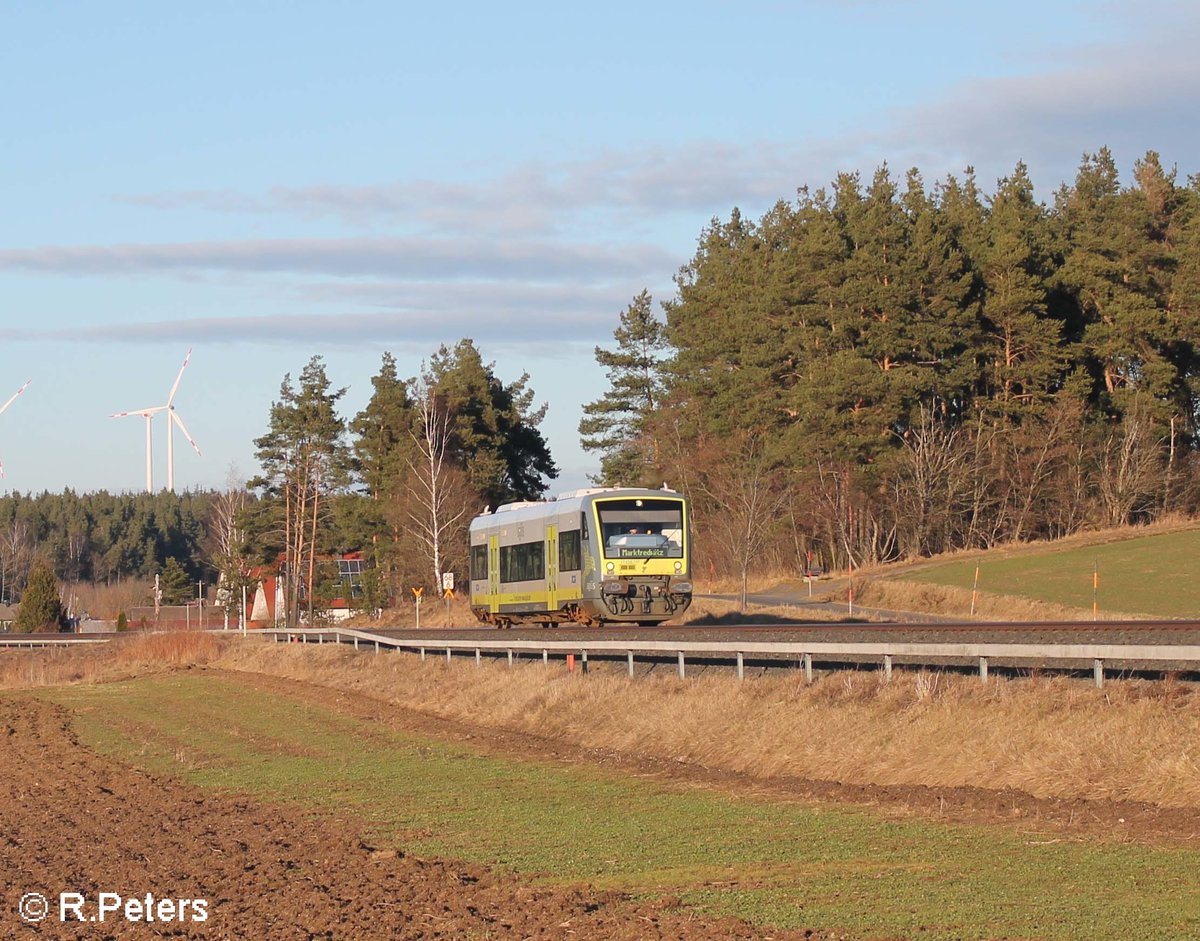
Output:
0,695,831,940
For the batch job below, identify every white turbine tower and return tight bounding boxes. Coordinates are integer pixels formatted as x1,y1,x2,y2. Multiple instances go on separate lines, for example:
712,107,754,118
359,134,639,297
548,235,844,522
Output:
110,348,203,492
0,379,32,478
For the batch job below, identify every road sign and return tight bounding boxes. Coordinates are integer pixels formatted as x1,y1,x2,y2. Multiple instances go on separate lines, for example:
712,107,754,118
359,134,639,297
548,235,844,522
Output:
441,572,454,591
411,586,424,600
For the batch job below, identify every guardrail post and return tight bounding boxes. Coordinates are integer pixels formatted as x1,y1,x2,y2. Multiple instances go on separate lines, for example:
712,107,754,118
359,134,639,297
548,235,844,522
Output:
581,650,589,674
374,640,379,654
446,647,452,663
803,652,813,684
883,654,893,682
979,656,988,683
318,633,324,645
736,651,744,681
677,650,686,679
627,651,635,678
475,648,482,667
542,649,548,664
419,647,426,661
1093,658,1104,688
353,636,359,650
507,649,514,668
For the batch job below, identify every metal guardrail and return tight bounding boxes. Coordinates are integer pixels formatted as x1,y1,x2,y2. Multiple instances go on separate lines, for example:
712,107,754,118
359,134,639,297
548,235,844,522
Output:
0,636,110,648
262,628,1200,688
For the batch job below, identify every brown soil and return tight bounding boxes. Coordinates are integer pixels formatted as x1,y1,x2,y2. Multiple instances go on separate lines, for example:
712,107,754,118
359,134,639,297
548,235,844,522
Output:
0,692,840,940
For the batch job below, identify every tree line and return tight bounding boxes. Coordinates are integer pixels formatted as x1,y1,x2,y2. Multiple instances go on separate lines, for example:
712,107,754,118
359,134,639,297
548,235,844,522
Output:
581,149,1200,591
0,489,212,605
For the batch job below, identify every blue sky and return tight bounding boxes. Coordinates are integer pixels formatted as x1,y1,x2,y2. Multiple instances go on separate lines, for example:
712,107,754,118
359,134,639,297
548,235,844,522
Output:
1,1,1198,495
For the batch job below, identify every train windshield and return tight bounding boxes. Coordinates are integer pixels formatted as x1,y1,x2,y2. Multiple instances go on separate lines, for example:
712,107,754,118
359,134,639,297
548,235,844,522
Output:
596,498,685,559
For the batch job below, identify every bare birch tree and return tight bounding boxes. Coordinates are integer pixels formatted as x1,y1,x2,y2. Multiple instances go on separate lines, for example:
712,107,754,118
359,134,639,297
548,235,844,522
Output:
208,467,255,627
406,378,474,591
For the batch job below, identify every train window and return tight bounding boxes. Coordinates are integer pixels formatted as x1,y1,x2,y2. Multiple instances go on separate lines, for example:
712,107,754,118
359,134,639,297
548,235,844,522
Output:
558,530,581,571
580,512,589,541
470,544,488,580
500,540,545,583
596,498,685,559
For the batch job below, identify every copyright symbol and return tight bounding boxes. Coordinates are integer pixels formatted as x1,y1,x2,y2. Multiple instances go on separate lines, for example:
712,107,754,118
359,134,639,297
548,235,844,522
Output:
18,893,48,923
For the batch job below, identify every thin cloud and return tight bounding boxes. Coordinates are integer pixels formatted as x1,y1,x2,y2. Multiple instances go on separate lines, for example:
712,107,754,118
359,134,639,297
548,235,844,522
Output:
861,11,1200,190
115,144,830,236
0,236,674,281
0,308,623,348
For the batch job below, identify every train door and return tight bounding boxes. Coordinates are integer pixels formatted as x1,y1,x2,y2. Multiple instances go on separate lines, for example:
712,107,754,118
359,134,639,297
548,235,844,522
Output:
488,535,500,613
545,525,559,612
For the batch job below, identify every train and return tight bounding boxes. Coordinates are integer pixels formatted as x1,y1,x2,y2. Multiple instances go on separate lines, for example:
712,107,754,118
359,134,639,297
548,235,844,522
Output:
469,486,692,627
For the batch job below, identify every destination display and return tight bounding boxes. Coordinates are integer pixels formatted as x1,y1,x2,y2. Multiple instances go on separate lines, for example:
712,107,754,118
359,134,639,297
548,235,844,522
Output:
618,546,670,558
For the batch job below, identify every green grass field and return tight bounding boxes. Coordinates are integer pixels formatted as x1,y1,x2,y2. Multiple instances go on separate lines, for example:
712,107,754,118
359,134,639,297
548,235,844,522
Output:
901,527,1200,618
38,673,1200,941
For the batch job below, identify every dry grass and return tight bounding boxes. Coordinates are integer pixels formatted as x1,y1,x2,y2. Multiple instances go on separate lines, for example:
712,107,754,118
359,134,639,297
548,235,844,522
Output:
852,578,1112,621
339,595,477,629
216,641,1200,809
0,632,220,689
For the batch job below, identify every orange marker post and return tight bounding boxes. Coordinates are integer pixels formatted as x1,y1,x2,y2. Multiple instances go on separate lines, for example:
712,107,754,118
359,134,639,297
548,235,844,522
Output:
971,565,980,617
1093,562,1099,622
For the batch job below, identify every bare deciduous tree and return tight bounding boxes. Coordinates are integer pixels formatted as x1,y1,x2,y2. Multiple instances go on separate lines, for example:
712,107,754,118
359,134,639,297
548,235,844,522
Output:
688,432,789,610
1098,407,1167,526
0,520,35,605
406,380,475,591
209,467,255,628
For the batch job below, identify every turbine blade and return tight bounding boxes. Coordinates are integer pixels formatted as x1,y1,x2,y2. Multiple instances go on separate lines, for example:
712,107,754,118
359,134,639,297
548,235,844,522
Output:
170,410,203,456
110,406,167,418
166,347,193,406
0,379,31,417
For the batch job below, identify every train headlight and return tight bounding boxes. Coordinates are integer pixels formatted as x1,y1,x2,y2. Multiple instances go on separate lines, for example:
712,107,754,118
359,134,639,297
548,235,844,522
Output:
606,562,615,573
674,562,682,573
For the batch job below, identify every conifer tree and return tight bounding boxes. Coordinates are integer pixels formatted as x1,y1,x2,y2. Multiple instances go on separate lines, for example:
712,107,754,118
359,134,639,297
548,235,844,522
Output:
350,352,419,602
978,162,1063,420
14,558,68,633
251,357,353,626
351,352,417,500
1057,148,1172,413
426,339,557,506
158,556,192,605
664,208,773,439
579,290,669,485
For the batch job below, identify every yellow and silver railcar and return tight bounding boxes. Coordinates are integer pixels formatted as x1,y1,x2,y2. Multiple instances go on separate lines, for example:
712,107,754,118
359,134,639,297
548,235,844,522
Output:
469,487,692,627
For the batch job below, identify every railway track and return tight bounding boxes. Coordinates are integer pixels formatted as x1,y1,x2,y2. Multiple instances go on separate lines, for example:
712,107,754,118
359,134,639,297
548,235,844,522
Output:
366,619,1200,648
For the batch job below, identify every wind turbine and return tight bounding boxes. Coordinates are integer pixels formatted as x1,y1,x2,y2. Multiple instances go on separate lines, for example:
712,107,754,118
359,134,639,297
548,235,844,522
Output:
109,348,203,492
0,379,32,478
